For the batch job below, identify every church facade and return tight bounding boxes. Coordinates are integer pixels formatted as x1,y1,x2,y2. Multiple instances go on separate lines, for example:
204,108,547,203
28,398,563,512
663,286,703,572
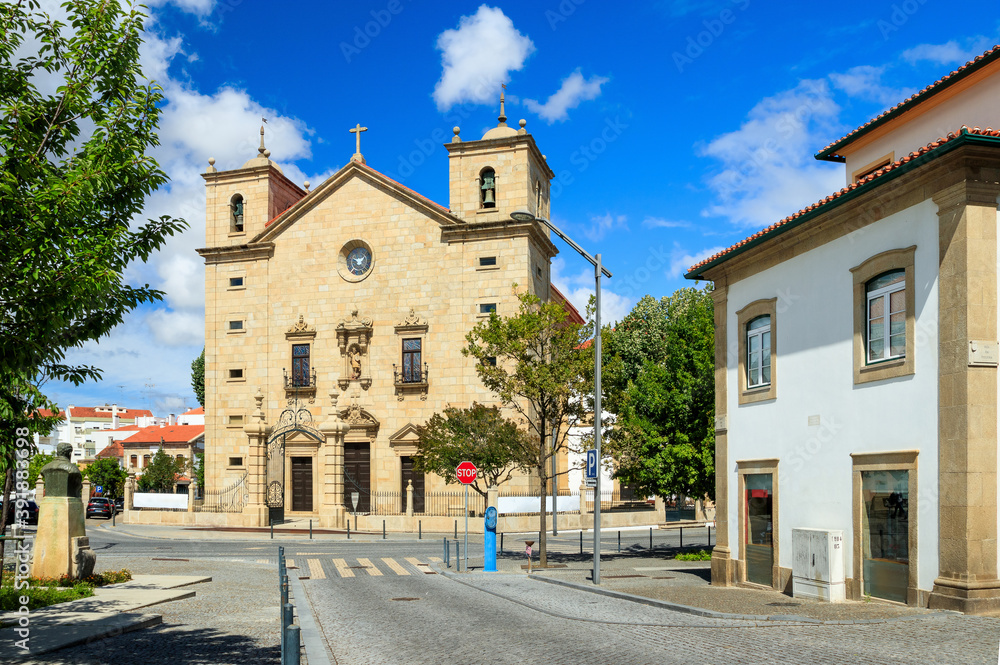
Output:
197,101,570,528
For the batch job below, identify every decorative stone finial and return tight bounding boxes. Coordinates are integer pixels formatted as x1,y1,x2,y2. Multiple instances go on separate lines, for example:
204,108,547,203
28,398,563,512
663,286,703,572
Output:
304,180,310,192
497,89,508,127
518,119,527,136
258,123,266,156
452,126,461,143
206,157,217,173
264,149,271,158
208,157,216,165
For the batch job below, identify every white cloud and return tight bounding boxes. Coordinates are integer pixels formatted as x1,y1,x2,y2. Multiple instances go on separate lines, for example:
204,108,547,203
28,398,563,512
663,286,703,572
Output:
146,309,205,347
146,0,219,19
524,69,609,123
828,65,912,106
642,217,691,230
668,243,727,278
902,37,995,66
432,6,534,111
551,258,634,326
583,213,627,242
699,78,844,229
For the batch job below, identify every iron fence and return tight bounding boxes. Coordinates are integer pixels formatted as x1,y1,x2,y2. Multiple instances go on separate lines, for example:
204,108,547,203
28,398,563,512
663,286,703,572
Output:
356,490,487,517
192,471,249,513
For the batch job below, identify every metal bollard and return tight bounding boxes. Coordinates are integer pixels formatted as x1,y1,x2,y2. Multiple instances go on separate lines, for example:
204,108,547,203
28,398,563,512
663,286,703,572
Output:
456,539,462,572
347,522,350,539
680,527,684,549
500,532,504,553
617,530,621,553
383,520,386,539
283,624,301,665
281,576,288,606
650,527,653,550
309,519,312,540
580,531,583,555
454,520,458,539
419,520,422,540
444,537,450,568
271,520,274,540
708,524,712,548
283,603,293,630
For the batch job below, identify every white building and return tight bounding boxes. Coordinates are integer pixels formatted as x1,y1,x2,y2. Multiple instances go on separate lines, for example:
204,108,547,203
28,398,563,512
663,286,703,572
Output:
686,45,1000,614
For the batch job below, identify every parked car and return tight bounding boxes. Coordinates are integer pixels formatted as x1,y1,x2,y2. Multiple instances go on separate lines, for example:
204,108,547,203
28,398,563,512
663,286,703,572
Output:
114,497,124,513
4,499,39,525
86,497,114,520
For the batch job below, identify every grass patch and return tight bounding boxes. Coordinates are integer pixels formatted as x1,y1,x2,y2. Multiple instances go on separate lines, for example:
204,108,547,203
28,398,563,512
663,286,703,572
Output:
0,569,132,613
674,549,712,561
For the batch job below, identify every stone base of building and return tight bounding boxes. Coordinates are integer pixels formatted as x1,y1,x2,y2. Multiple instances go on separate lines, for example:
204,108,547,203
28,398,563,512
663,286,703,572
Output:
710,546,733,586
929,577,1000,614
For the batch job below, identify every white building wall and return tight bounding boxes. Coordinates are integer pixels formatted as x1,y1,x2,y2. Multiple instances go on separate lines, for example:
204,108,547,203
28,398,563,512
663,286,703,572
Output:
726,199,940,592
846,69,1000,181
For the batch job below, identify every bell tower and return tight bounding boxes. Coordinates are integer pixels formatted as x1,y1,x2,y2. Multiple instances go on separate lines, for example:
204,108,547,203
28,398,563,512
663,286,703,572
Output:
202,124,305,248
445,92,555,223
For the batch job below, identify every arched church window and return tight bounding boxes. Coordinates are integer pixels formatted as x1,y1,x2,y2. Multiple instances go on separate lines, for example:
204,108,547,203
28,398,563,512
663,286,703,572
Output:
230,193,244,232
480,168,496,209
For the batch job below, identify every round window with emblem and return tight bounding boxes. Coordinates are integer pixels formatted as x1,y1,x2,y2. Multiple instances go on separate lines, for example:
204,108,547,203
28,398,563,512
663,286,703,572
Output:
338,239,375,283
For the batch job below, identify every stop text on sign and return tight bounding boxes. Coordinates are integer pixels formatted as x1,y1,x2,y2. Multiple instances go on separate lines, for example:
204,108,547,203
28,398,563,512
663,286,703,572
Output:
456,461,478,485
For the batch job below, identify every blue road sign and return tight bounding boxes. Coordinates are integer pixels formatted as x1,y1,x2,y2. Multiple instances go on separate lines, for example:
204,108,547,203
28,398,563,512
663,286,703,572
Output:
96,485,104,494
586,450,598,479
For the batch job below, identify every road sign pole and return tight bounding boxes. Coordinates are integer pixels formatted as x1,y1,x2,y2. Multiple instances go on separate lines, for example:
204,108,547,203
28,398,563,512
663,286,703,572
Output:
593,253,602,586
464,484,469,572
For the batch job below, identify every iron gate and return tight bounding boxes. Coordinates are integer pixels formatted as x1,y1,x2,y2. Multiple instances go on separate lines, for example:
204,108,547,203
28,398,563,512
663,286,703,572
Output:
265,398,322,523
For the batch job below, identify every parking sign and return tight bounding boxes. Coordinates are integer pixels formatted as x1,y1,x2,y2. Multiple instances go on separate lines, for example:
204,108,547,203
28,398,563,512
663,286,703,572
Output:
586,450,598,479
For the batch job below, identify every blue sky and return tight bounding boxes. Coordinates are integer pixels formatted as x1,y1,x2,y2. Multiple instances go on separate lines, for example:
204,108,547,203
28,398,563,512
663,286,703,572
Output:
42,0,1000,415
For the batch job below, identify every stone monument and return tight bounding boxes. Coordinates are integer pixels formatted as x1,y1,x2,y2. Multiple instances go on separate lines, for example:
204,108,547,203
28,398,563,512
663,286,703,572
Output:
31,443,96,579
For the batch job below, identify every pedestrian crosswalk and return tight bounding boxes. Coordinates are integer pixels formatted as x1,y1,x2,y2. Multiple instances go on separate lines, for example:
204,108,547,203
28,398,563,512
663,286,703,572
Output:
255,555,442,579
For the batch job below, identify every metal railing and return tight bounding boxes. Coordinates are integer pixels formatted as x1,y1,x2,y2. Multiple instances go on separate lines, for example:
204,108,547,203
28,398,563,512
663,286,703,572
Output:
192,471,249,513
278,547,300,665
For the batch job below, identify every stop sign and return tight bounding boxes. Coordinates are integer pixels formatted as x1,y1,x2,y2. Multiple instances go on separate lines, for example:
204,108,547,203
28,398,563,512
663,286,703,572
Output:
456,461,478,485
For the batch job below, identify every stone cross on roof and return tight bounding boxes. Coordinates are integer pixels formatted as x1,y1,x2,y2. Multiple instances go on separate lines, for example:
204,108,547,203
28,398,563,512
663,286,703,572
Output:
350,123,367,164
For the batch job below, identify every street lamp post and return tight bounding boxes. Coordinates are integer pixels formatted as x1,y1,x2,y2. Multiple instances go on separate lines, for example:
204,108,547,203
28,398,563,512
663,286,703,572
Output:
510,210,612,585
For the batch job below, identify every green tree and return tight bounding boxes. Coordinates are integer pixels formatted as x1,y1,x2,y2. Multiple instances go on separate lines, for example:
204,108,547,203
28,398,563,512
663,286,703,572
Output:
602,288,716,503
191,348,205,407
194,452,205,489
27,452,55,487
415,403,536,499
464,287,592,567
137,448,183,493
0,0,186,482
84,457,127,499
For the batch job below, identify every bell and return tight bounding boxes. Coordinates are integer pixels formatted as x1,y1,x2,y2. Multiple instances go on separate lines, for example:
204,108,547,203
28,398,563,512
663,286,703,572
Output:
483,188,494,205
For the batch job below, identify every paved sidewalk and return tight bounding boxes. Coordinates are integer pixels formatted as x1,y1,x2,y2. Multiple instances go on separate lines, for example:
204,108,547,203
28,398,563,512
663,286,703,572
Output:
1,575,209,661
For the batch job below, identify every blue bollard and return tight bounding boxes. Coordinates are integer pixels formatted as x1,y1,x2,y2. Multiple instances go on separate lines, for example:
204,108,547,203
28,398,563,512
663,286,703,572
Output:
484,507,498,572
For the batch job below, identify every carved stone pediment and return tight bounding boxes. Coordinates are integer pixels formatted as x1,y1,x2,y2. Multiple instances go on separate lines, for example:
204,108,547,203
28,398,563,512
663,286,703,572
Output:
287,314,316,337
396,308,426,328
339,402,379,442
389,423,421,456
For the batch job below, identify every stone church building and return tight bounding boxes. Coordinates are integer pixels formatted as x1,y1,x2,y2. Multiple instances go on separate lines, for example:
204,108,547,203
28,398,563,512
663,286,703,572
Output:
197,99,574,528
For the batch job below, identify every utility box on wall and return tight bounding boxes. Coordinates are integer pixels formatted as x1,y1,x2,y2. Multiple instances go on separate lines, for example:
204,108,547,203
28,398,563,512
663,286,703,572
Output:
792,528,846,602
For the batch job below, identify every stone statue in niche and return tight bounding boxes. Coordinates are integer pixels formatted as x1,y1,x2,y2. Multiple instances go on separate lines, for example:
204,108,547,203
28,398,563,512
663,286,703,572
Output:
350,347,362,379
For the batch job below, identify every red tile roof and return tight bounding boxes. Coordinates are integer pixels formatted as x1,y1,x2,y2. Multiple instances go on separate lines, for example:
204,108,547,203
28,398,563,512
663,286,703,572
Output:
36,409,65,420
121,424,205,445
96,441,124,459
68,406,154,420
816,46,1000,161
550,284,586,325
183,406,204,415
687,126,1000,278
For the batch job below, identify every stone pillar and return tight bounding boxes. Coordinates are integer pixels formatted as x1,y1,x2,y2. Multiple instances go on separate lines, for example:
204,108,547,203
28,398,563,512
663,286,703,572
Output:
709,280,733,587
406,481,414,518
243,388,271,527
487,484,498,511
187,483,196,512
319,389,349,529
35,475,44,501
124,470,135,510
81,477,91,501
929,179,1000,613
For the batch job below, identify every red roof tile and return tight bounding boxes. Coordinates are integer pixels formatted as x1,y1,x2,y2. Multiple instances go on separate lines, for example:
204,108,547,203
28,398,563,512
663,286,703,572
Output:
688,126,1000,277
121,424,205,445
96,441,124,459
68,406,154,420
183,406,204,415
816,46,1000,161
550,284,586,325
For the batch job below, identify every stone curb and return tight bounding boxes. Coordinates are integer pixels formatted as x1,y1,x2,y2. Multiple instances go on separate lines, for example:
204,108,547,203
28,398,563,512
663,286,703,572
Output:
288,569,330,665
530,574,961,625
